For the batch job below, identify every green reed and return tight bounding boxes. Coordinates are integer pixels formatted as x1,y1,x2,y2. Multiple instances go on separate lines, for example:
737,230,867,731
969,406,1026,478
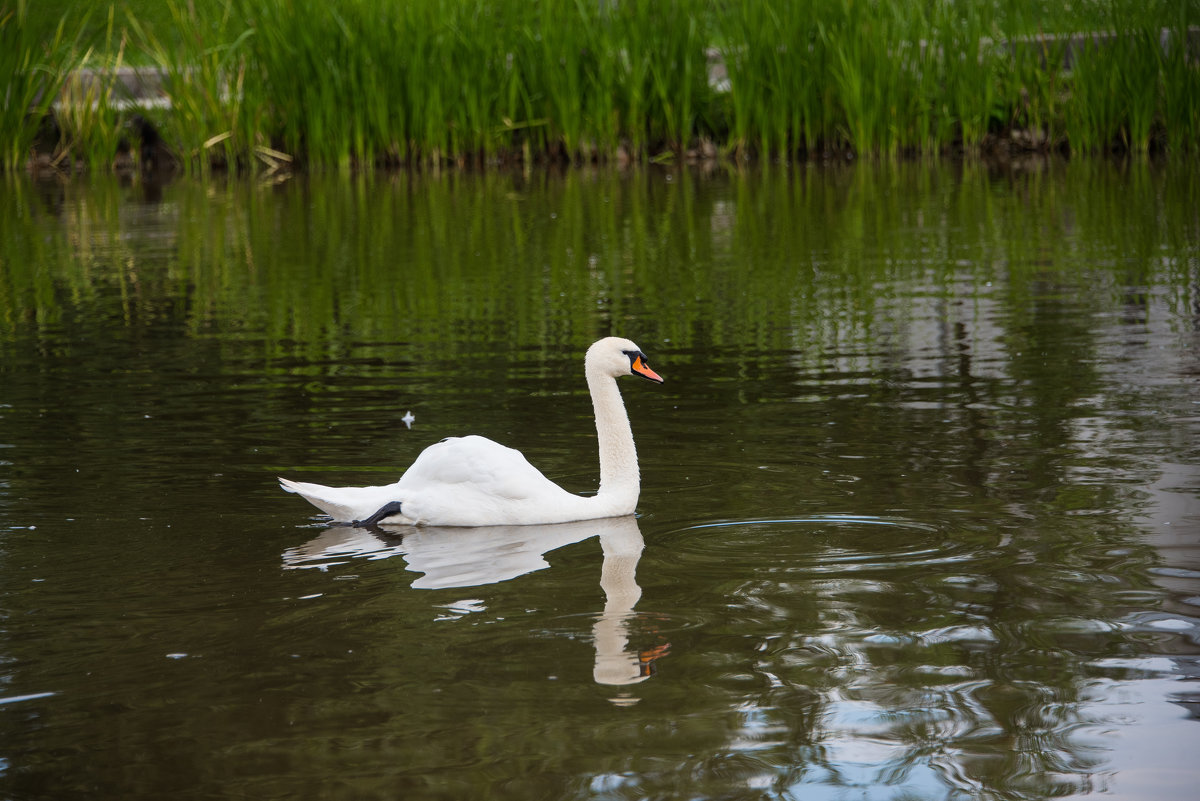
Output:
1160,25,1200,151
928,2,1002,151
228,0,717,167
996,32,1069,151
719,1,827,157
0,1,80,170
239,0,524,167
128,0,263,173
4,0,1199,170
715,0,1008,159
1066,33,1152,153
1063,0,1199,154
54,7,129,169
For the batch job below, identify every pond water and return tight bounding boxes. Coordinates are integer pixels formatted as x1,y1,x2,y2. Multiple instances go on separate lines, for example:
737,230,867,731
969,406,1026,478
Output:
1,161,1198,800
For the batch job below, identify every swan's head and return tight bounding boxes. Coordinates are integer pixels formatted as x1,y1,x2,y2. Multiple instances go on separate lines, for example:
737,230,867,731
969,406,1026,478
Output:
587,337,664,383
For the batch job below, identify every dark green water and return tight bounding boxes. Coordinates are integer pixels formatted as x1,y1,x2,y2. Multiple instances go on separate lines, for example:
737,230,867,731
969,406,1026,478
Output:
1,161,1198,800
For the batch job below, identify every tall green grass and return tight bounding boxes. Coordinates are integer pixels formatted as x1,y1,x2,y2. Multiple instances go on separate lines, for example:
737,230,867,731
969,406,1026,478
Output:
128,0,262,172
721,1,829,158
54,6,129,169
3,0,1199,171
234,0,714,168
1161,25,1200,150
1062,0,1200,154
0,1,80,170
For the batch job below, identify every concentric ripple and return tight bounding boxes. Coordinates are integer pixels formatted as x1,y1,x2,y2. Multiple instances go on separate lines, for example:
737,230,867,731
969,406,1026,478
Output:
655,514,988,576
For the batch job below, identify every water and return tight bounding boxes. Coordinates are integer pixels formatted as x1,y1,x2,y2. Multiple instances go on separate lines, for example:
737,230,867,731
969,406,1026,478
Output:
1,161,1198,800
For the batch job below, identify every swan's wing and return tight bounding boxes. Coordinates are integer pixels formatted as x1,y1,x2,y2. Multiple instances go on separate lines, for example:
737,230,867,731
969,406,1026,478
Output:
399,435,566,500
393,435,584,525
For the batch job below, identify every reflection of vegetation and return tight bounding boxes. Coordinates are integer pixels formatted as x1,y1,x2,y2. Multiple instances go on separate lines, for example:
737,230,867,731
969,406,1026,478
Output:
3,162,1196,357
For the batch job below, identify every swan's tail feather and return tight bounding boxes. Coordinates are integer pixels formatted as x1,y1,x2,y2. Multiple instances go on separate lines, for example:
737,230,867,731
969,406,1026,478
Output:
278,477,359,522
279,477,407,524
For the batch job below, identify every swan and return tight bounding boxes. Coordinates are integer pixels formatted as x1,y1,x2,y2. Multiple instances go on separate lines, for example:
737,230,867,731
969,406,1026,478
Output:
278,336,663,527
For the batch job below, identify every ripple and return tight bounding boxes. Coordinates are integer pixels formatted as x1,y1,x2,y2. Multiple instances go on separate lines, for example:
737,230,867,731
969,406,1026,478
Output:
1120,610,1200,639
916,624,998,645
1088,656,1181,678
648,462,743,495
656,514,985,576
1150,566,1200,581
676,514,942,534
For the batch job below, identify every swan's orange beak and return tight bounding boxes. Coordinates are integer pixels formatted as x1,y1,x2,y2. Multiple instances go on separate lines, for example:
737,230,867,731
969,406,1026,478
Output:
631,355,663,383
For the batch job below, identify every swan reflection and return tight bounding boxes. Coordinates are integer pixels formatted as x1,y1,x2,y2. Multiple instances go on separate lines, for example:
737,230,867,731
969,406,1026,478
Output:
283,515,667,686
593,519,671,686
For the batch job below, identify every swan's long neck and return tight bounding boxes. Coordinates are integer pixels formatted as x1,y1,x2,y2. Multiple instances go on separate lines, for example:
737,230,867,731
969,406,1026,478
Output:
587,370,640,509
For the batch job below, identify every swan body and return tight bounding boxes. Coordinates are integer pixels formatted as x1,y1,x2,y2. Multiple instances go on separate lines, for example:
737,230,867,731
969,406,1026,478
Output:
279,337,663,527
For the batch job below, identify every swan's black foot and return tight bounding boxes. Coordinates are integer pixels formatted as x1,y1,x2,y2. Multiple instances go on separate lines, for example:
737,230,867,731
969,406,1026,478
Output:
352,501,405,529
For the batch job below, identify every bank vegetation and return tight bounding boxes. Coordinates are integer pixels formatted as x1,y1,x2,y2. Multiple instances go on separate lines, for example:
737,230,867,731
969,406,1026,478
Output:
3,0,1198,173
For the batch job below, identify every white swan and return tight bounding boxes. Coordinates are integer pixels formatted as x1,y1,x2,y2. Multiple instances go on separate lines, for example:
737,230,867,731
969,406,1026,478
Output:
278,336,663,527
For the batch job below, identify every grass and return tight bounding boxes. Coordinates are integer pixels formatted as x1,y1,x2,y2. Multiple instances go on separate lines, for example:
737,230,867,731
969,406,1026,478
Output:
128,0,261,172
4,0,1200,172
1,1,81,171
53,6,130,169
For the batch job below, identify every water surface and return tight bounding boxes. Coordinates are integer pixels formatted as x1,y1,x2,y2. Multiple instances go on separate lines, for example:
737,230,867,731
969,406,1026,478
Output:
1,161,1198,799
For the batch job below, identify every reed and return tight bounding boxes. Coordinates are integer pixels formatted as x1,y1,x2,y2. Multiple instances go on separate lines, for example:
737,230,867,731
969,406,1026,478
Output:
1065,33,1150,153
239,0,528,167
1160,23,1200,151
127,0,262,173
644,0,712,154
719,1,827,158
231,0,717,167
715,0,1008,158
928,2,1003,152
54,7,129,170
1060,0,1200,154
826,4,907,157
3,0,1198,170
0,1,81,170
996,31,1069,151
